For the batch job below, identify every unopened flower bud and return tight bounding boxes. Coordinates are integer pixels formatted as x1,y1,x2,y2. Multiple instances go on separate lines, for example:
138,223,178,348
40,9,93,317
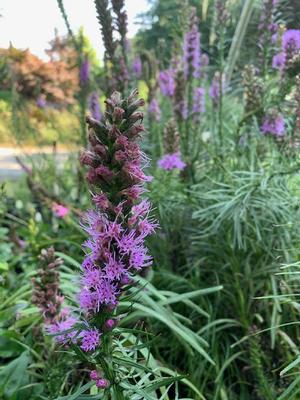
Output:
80,151,95,167
86,169,98,184
127,125,145,138
127,98,145,114
113,107,125,124
129,112,143,123
104,318,117,330
93,144,107,159
88,130,99,146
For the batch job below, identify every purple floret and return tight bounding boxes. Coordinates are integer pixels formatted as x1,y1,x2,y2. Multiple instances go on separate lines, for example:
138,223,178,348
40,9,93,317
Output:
157,152,186,171
261,114,285,137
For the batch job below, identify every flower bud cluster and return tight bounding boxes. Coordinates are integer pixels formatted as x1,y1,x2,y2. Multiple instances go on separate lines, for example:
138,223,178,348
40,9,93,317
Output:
32,247,63,324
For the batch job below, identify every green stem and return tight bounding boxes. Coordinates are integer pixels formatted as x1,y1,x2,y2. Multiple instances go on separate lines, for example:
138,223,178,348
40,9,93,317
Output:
97,335,125,399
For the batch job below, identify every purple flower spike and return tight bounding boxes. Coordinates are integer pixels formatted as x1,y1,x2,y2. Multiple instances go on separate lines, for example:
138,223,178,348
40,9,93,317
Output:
158,70,175,97
193,87,206,115
282,30,300,53
89,92,102,121
37,96,47,108
32,247,63,325
272,52,286,70
261,113,285,137
80,57,90,86
148,99,161,121
209,72,225,107
272,29,300,73
209,79,219,101
50,90,159,389
79,89,157,364
183,8,201,79
132,56,142,78
157,152,186,171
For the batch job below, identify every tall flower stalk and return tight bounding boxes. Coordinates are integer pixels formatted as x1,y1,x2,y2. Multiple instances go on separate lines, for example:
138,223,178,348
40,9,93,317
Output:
89,91,102,121
79,54,90,146
213,0,229,154
258,0,278,75
94,0,116,63
94,0,129,94
79,89,157,397
183,7,201,80
111,0,128,60
32,247,63,324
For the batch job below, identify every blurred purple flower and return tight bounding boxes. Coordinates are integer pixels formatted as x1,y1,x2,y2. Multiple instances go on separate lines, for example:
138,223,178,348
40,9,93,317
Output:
132,56,142,78
148,99,161,121
37,96,46,108
174,100,188,120
272,29,300,72
209,79,219,101
261,113,285,137
80,57,90,86
157,152,186,171
209,73,225,107
282,29,300,53
124,38,131,52
201,53,209,67
89,92,102,121
193,87,206,114
272,52,286,70
158,69,175,97
183,11,201,79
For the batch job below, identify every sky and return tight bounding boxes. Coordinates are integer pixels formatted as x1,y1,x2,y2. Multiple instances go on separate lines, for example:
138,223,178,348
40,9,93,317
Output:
0,0,149,60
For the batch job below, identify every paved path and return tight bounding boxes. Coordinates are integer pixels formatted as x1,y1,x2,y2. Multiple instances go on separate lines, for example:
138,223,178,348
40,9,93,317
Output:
0,147,70,180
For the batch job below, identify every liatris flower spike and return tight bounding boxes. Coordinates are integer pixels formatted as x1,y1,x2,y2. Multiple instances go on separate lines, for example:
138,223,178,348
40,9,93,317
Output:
192,87,205,119
272,29,300,73
163,119,180,154
159,69,175,97
132,56,142,78
242,65,263,114
32,247,64,324
174,69,188,121
148,99,161,121
80,89,158,390
89,92,102,121
111,0,128,52
261,112,285,137
158,152,186,171
94,0,116,63
209,72,225,108
183,7,201,79
282,30,300,55
80,57,90,86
